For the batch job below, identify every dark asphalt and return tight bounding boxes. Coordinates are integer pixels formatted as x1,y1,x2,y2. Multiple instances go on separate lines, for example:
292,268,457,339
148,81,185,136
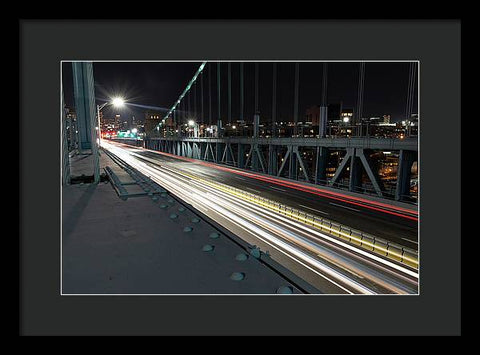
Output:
132,148,418,249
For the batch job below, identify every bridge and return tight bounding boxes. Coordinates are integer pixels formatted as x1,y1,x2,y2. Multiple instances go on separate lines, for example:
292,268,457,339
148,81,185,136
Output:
143,135,418,201
62,60,419,295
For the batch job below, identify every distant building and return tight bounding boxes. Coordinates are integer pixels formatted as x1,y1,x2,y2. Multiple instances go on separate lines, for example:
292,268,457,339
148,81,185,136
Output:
114,114,121,128
305,103,342,126
340,109,354,124
100,111,116,131
144,110,163,136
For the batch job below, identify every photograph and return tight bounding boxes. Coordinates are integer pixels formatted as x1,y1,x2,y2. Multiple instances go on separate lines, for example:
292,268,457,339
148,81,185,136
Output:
61,60,419,295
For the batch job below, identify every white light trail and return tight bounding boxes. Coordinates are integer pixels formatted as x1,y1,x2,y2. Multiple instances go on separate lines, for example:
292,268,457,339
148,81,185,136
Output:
102,141,418,294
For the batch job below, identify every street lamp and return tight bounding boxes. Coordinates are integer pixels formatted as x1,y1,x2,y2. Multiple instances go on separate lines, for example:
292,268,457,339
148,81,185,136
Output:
97,97,125,143
112,97,125,108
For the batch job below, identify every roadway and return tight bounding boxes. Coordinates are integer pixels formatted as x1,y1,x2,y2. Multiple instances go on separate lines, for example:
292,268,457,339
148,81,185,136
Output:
102,140,419,294
115,141,419,249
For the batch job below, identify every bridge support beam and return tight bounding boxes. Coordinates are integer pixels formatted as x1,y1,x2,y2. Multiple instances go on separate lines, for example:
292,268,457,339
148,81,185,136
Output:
293,146,309,182
349,151,363,192
215,142,223,164
228,144,236,166
268,144,278,175
72,62,96,152
71,61,99,183
278,146,307,181
395,149,416,201
221,143,236,166
315,146,329,184
62,85,70,185
192,142,200,159
203,142,210,161
357,149,384,197
289,146,298,180
200,142,207,161
277,146,291,177
181,142,186,157
204,142,216,162
245,144,266,173
245,145,254,170
255,145,267,173
238,143,245,169
252,146,259,171
330,148,384,197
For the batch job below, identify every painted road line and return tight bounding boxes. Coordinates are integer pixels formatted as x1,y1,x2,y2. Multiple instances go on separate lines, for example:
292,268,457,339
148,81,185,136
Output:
299,204,330,216
402,237,418,245
329,202,360,213
269,186,287,192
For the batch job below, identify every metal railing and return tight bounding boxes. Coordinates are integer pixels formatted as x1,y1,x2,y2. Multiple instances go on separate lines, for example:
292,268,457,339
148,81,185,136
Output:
173,167,419,270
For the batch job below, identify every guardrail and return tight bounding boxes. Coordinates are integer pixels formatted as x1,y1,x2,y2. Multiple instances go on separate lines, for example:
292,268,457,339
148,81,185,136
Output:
172,167,419,270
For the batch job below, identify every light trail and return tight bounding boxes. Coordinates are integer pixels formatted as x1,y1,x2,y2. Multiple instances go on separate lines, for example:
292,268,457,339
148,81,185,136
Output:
132,143,419,221
153,159,418,280
102,141,418,294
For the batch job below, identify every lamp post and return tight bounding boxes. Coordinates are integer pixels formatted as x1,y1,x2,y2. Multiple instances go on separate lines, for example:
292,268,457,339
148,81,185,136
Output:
97,97,125,145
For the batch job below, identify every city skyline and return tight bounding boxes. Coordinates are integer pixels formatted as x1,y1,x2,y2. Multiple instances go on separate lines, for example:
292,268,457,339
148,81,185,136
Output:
62,61,419,126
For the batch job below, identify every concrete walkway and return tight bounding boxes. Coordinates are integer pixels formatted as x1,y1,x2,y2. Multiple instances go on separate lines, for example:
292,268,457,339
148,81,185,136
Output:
62,151,301,294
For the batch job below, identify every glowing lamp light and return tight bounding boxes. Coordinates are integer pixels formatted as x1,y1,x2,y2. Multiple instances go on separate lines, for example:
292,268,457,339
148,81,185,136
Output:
112,97,125,108
343,117,350,123
188,120,195,126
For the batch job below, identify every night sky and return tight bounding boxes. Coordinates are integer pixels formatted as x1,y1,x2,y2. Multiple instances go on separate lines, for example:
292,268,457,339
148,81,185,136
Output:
62,61,418,125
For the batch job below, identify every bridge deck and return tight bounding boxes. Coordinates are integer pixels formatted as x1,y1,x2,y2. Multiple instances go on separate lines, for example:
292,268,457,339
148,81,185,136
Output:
62,151,306,294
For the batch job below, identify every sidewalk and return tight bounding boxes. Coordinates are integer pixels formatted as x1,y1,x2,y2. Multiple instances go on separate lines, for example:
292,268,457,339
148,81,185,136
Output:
62,151,301,294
